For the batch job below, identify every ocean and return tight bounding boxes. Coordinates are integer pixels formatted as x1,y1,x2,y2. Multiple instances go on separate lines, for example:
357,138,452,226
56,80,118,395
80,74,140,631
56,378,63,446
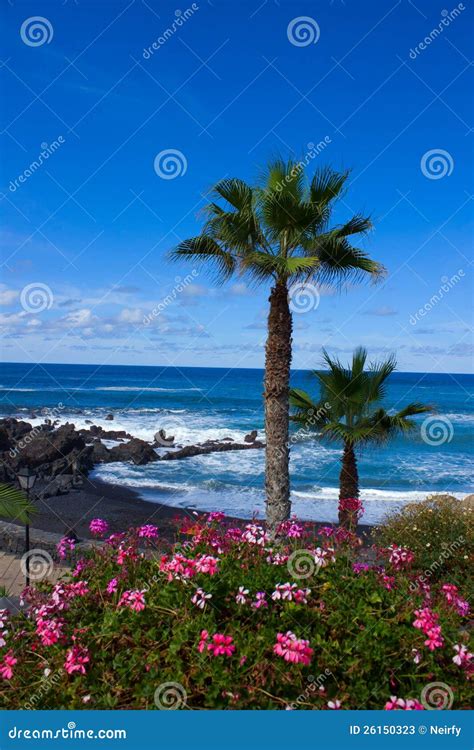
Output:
0,362,472,524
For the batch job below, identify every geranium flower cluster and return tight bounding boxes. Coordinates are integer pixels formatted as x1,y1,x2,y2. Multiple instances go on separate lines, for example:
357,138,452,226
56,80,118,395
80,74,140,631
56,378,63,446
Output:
271,583,311,604
273,631,313,666
452,644,473,670
0,609,9,648
384,696,424,710
89,518,109,537
313,546,336,568
412,607,444,650
137,524,159,539
278,520,304,539
118,590,146,612
0,651,17,680
64,645,90,676
242,523,268,546
159,553,219,581
57,536,76,560
191,588,212,610
387,545,414,569
338,497,364,520
441,584,470,617
198,631,235,657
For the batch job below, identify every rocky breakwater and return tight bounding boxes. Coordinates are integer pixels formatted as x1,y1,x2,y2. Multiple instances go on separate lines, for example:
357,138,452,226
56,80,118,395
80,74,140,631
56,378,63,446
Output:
0,418,264,499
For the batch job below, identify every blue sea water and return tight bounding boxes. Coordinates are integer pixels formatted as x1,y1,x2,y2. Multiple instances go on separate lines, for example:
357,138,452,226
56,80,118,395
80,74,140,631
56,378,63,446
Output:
0,362,472,524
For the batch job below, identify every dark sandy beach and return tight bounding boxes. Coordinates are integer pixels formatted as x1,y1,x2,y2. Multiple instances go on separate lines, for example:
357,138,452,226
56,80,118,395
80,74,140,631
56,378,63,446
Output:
5,476,375,546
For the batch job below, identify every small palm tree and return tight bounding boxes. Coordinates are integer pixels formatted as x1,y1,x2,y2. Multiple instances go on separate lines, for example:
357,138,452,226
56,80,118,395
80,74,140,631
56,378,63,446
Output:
290,348,431,526
170,160,383,535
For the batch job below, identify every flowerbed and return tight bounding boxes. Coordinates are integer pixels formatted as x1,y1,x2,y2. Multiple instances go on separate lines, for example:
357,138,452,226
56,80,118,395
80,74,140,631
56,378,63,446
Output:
0,512,472,710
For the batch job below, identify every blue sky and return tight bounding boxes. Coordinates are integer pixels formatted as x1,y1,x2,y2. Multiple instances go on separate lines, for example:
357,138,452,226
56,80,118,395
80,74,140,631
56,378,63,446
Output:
0,0,472,373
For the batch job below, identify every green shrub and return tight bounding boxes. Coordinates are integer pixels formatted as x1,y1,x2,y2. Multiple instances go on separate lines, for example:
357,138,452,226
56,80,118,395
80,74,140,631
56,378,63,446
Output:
0,515,471,710
373,494,473,587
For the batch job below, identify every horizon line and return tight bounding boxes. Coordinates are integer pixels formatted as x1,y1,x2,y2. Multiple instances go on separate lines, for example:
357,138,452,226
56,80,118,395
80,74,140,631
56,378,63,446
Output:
1,360,473,377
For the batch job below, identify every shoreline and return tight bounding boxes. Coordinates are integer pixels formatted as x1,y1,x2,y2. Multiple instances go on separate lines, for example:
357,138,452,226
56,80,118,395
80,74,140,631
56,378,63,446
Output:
5,476,376,545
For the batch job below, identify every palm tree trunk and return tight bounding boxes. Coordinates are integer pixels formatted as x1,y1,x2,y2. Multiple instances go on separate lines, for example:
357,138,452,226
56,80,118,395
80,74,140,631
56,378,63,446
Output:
264,279,292,537
339,441,359,526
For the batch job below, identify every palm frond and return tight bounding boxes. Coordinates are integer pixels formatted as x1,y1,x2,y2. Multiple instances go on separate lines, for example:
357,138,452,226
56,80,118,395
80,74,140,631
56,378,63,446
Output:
0,484,36,524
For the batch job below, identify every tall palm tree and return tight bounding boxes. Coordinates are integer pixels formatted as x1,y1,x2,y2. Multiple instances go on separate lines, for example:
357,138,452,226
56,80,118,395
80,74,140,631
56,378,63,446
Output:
290,348,431,525
170,160,383,535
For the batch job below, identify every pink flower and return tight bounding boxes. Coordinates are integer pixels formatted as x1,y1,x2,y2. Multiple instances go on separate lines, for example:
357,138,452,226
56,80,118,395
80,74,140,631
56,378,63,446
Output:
384,696,424,710
137,524,158,539
441,585,470,617
57,536,75,560
35,617,63,646
235,586,249,605
89,518,109,537
327,699,341,709
338,497,364,520
251,592,267,610
195,555,219,575
242,523,268,546
198,630,209,653
208,511,225,523
106,578,118,595
191,588,212,610
273,631,313,666
117,545,137,566
118,589,146,612
72,559,87,577
0,651,17,680
388,544,414,569
412,607,444,650
453,644,473,667
207,633,235,658
64,645,89,676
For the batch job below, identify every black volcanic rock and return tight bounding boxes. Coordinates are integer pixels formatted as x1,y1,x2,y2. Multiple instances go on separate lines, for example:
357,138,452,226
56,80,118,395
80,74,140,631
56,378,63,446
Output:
109,438,158,465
